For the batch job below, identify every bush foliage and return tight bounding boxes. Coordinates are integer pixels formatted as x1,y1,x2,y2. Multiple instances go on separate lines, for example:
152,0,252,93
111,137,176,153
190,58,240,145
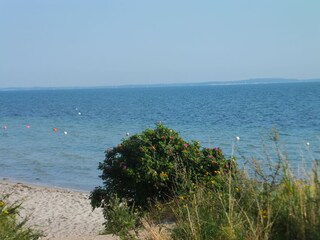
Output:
91,126,320,239
90,124,235,210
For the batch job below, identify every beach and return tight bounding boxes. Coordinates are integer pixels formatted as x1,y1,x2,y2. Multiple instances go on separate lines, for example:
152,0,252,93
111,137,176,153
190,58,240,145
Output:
0,180,118,240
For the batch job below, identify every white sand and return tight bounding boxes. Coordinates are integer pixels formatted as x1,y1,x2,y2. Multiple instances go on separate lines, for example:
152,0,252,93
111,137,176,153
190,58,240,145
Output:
0,180,118,240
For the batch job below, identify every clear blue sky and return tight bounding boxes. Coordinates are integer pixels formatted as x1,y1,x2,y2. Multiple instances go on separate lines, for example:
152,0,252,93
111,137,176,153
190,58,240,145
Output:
1,0,319,88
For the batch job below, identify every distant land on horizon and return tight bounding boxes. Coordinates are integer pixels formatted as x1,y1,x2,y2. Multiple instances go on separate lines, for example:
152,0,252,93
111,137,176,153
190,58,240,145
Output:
201,78,320,85
1,78,320,91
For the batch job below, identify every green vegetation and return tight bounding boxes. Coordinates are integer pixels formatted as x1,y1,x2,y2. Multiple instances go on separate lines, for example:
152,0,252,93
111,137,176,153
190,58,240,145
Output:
91,125,320,240
102,194,140,240
169,131,320,240
0,195,42,240
90,123,234,210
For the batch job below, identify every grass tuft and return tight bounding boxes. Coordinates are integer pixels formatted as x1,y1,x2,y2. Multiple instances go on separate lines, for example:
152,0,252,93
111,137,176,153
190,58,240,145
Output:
0,195,43,240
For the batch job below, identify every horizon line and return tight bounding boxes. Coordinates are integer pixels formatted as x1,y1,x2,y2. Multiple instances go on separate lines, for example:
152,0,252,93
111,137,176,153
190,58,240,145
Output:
1,77,320,91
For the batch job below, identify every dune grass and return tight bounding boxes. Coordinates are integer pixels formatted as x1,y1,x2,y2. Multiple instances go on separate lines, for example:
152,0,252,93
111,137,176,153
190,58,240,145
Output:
0,195,43,240
162,131,320,240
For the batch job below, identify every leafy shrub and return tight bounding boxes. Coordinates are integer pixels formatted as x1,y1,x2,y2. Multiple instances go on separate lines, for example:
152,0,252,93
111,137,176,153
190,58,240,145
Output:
0,195,42,240
90,124,234,210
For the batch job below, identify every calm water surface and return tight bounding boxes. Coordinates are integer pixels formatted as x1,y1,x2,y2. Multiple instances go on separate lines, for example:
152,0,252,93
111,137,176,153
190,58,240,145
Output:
1,82,319,190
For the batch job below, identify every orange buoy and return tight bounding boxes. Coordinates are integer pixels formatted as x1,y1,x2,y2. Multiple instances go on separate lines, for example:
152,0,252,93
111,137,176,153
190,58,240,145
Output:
53,127,57,132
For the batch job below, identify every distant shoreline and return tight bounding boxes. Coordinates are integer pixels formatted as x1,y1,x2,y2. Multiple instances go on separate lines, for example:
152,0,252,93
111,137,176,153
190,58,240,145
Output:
1,78,319,91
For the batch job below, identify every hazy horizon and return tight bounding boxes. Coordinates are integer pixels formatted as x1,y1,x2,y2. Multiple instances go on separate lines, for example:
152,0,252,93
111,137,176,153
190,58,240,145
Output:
1,1,319,88
1,78,319,90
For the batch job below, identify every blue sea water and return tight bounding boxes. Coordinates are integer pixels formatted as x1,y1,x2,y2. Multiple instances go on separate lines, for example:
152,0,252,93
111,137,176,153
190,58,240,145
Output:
1,82,320,191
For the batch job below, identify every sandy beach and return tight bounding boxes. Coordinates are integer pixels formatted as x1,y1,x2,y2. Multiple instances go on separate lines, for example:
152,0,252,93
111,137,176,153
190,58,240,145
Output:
0,180,118,240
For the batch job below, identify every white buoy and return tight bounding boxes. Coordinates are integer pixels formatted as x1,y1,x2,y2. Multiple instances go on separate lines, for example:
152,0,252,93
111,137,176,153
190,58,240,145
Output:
78,112,81,115
126,132,130,136
64,131,68,135
236,136,240,141
306,142,310,146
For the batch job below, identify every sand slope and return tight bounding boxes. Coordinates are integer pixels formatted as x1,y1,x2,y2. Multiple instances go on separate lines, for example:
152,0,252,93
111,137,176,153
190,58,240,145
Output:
0,180,118,240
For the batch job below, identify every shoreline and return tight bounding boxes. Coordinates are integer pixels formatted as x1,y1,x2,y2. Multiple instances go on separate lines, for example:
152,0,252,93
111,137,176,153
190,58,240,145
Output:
0,179,117,240
1,177,92,194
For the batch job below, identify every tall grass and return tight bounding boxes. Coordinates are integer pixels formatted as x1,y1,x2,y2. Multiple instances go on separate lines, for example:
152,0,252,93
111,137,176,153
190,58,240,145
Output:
149,130,320,240
0,195,43,240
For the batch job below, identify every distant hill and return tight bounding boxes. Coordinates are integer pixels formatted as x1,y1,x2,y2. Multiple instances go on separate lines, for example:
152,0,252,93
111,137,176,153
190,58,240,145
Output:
115,78,320,88
198,78,320,86
121,78,320,88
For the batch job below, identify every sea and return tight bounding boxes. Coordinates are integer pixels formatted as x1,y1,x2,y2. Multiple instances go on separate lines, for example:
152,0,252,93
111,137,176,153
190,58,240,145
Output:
1,82,320,191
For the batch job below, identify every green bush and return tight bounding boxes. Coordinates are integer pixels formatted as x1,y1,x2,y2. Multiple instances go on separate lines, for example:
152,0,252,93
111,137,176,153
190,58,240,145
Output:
90,124,234,210
0,195,42,240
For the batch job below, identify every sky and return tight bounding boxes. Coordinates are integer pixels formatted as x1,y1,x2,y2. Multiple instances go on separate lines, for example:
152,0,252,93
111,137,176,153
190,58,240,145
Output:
1,0,320,88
